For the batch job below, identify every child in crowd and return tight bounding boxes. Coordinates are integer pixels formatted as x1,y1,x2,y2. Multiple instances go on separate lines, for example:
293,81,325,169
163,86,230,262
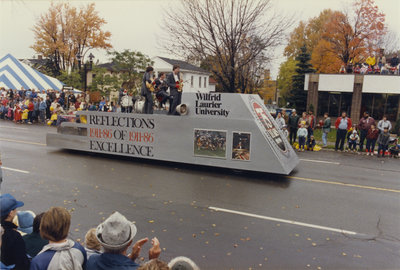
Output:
366,124,379,156
348,130,359,152
377,127,390,157
389,138,400,158
307,135,316,151
84,228,102,259
297,124,308,152
282,125,289,138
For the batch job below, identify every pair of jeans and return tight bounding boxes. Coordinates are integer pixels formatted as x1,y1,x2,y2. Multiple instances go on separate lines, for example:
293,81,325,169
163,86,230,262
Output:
359,129,367,150
143,91,154,114
366,139,376,153
322,132,328,146
348,140,357,150
289,127,297,144
298,136,306,150
335,129,347,151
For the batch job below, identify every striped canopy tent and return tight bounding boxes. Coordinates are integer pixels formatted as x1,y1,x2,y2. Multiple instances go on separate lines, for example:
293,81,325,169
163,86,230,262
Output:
0,53,63,91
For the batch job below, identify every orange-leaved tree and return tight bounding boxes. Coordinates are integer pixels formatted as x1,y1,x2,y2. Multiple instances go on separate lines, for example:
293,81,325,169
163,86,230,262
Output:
321,0,386,65
32,2,112,75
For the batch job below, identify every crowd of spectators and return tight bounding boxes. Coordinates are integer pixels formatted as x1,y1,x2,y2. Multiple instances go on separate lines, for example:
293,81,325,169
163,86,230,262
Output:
278,109,400,157
0,88,123,126
339,53,400,75
1,193,200,270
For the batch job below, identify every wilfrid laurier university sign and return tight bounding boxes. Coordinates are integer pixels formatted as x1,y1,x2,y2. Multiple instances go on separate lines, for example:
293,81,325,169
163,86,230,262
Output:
47,93,298,175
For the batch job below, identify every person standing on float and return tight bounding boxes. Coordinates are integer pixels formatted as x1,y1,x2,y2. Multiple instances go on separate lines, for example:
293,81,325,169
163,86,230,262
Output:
141,66,154,114
166,64,181,115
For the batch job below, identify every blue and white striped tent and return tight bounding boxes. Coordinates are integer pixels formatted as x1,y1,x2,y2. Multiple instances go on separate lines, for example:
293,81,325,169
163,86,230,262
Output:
0,53,63,91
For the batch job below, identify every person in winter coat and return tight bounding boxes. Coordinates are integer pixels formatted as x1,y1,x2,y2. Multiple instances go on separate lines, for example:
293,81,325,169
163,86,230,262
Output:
30,207,87,270
366,124,380,156
377,127,391,157
0,194,30,270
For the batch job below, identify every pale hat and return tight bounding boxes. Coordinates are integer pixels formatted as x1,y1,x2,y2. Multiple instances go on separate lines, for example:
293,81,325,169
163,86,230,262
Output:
96,212,137,250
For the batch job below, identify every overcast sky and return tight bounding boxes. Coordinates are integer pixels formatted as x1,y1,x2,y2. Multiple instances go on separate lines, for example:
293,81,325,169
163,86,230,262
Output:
1,0,399,79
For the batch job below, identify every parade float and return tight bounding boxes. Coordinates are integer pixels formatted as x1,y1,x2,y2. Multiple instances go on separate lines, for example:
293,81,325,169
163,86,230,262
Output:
46,93,299,175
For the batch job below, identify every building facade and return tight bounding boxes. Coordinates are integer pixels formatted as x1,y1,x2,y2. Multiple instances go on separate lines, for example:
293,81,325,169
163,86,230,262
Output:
152,56,212,93
305,74,400,123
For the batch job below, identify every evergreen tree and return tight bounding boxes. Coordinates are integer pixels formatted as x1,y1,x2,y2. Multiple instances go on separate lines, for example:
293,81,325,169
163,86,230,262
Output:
288,45,314,113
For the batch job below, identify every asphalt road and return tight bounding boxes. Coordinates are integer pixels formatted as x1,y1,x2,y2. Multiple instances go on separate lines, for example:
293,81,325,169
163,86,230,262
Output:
1,121,399,270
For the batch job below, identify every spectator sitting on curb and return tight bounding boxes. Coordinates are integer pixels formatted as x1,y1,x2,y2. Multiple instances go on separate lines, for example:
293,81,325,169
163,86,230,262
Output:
1,226,15,269
22,213,49,258
168,257,200,270
0,194,30,270
30,207,87,270
348,130,360,152
307,135,316,151
87,212,161,270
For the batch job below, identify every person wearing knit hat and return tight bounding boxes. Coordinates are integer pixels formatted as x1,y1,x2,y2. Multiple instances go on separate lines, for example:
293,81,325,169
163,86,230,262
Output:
87,212,162,270
0,194,30,270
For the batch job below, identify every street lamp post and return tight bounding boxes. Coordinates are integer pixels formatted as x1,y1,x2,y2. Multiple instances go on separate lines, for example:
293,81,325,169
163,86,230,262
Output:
76,52,95,92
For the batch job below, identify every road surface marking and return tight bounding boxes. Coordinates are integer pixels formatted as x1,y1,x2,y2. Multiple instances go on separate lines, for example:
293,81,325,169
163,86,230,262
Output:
0,126,28,130
299,159,340,165
288,176,400,193
209,206,358,235
2,167,30,174
0,138,46,146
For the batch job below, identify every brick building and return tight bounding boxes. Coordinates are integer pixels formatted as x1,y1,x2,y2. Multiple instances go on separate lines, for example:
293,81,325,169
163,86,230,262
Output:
305,74,400,123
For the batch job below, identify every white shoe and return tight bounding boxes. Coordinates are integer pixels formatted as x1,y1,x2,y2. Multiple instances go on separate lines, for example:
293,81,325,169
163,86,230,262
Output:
371,152,374,156
367,152,370,156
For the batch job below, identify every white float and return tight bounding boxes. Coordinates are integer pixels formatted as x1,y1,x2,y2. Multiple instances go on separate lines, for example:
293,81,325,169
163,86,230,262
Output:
47,93,299,174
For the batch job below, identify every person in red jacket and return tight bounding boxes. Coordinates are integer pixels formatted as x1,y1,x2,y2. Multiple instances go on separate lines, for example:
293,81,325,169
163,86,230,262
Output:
366,124,380,156
27,98,34,124
335,112,352,151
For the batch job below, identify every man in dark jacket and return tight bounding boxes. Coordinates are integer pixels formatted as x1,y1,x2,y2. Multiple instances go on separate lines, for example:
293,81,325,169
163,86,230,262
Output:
0,194,30,270
166,65,181,115
358,111,375,151
22,213,48,257
288,109,300,145
141,67,154,114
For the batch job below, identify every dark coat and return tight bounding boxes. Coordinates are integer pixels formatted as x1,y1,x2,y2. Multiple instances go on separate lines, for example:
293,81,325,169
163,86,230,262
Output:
23,232,49,257
141,72,153,96
166,72,180,95
87,253,139,270
288,114,300,129
1,221,30,270
377,132,390,146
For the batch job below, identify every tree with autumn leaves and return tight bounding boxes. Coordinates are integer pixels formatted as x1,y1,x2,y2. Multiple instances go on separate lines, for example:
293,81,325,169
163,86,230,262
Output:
31,2,112,76
279,0,388,105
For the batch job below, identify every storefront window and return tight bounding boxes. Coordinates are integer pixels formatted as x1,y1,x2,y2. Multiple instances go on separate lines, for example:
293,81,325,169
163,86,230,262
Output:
361,94,399,121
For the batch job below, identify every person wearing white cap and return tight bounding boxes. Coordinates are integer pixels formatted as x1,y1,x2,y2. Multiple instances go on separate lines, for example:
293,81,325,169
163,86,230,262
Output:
87,212,161,270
